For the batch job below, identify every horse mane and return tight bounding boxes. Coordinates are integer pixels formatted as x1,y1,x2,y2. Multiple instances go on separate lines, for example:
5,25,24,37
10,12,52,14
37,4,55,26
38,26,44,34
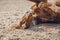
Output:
28,0,47,6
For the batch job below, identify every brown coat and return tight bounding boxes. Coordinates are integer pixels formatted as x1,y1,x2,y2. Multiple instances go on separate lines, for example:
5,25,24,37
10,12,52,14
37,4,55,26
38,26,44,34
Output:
11,0,60,29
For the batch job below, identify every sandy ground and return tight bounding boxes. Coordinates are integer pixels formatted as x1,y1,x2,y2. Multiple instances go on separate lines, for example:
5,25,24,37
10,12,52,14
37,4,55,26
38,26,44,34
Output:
0,0,60,40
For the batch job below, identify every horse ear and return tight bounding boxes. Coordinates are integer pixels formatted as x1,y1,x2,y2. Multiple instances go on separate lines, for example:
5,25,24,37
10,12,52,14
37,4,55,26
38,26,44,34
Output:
31,5,37,10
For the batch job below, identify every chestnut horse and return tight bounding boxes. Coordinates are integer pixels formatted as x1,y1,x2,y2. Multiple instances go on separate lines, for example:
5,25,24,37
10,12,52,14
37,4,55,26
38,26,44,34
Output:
11,0,60,29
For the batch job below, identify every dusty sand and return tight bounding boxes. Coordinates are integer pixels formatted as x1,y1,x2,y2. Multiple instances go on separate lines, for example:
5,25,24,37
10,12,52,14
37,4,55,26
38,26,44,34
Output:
0,0,60,40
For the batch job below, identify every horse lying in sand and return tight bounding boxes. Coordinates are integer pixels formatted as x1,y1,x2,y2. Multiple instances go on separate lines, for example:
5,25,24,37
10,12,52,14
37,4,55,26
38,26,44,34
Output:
11,0,60,29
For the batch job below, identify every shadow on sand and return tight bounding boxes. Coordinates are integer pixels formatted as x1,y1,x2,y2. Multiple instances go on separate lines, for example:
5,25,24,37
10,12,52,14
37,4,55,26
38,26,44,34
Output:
27,23,60,32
